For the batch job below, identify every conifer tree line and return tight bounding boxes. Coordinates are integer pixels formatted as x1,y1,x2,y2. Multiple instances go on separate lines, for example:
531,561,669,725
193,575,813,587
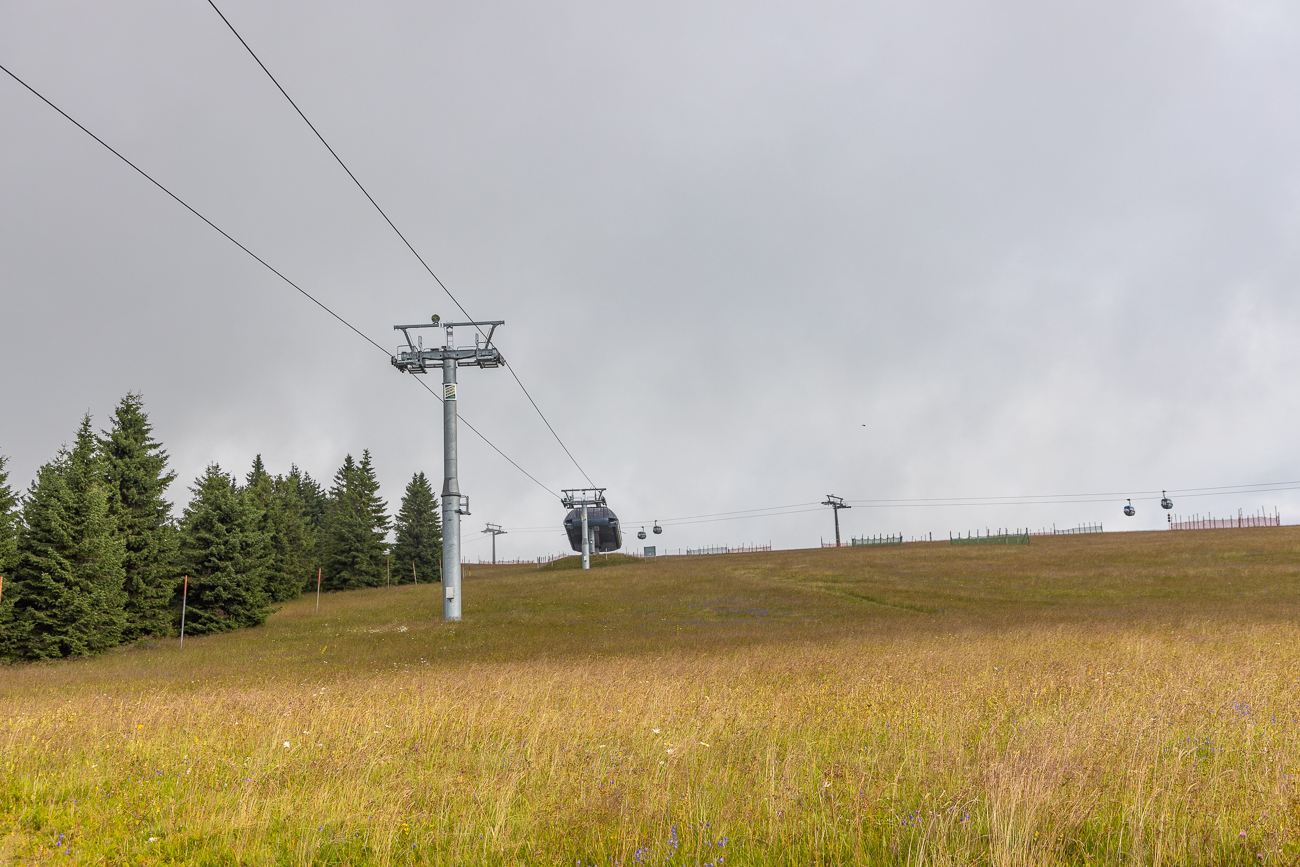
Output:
0,393,442,662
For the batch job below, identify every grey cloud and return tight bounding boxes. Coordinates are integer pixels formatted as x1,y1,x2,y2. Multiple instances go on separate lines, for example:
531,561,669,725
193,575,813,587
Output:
2,0,1297,558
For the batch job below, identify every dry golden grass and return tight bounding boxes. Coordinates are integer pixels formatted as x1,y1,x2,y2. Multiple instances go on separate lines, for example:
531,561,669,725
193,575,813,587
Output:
3,528,1300,865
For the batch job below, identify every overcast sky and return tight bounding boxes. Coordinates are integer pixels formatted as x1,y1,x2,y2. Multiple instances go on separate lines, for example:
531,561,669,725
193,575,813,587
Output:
2,0,1298,559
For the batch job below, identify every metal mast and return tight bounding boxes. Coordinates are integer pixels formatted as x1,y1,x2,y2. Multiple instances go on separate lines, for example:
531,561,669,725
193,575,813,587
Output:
391,315,504,621
822,495,850,547
561,488,606,570
483,523,506,565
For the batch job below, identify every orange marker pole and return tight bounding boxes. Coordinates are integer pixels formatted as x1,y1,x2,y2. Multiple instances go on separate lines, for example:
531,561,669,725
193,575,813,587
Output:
315,567,322,613
179,576,188,649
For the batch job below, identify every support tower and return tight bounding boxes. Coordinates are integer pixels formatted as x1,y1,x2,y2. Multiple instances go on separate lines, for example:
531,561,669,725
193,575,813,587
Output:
483,523,507,565
391,315,504,620
822,494,851,547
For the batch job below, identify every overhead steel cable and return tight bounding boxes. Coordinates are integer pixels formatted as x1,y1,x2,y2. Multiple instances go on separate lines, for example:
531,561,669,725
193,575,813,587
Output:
505,370,595,487
505,480,1300,532
408,377,558,498
204,0,596,488
847,481,1300,507
625,502,822,525
0,61,388,358
0,60,557,500
1159,481,1300,494
505,505,825,533
498,502,827,533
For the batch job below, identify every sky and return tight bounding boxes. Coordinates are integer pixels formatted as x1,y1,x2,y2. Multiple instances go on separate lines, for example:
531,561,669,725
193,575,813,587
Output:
2,0,1298,561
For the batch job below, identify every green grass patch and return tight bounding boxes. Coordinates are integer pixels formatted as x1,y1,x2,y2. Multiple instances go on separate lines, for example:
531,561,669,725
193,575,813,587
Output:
538,552,644,571
2,527,1300,864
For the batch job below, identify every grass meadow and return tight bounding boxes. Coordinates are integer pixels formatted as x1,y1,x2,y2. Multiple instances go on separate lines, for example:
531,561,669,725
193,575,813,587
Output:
2,528,1300,865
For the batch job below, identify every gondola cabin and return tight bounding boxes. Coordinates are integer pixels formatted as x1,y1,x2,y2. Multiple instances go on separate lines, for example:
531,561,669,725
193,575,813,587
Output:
563,506,623,553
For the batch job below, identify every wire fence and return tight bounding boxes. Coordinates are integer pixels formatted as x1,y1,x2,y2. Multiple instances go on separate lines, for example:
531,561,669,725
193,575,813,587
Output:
950,530,1031,546
851,535,903,546
1028,523,1104,536
686,544,772,555
628,545,773,557
1169,508,1281,531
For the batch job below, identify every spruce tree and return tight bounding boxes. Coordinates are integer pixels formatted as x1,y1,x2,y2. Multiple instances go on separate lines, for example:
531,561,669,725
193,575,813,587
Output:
99,392,178,640
0,455,21,658
291,467,327,588
321,454,361,590
390,471,441,583
8,415,127,659
286,465,324,593
357,451,389,549
292,466,327,532
0,455,18,575
239,456,276,594
320,451,389,591
240,456,315,603
245,454,270,489
268,472,315,601
177,464,270,635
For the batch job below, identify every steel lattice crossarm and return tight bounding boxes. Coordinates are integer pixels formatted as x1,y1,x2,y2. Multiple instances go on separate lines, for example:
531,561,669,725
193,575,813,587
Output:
391,316,505,374
560,488,607,508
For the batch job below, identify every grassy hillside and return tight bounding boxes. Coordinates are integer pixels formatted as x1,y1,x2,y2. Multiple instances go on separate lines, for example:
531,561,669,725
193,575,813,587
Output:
538,552,644,571
2,528,1299,865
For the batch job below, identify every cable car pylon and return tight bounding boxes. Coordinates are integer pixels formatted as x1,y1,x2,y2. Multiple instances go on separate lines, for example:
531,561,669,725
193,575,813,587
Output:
391,314,504,621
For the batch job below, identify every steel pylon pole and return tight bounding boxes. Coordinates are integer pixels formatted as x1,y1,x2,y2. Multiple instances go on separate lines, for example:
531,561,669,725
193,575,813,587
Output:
559,489,606,571
581,503,590,570
442,339,462,621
